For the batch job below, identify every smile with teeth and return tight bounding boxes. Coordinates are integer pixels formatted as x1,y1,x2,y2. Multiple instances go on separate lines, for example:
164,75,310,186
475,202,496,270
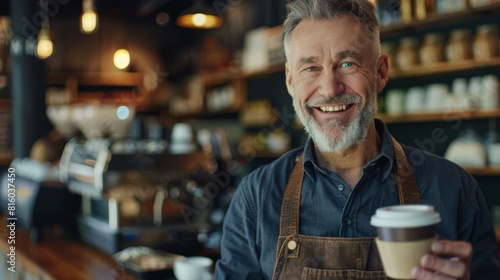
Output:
318,104,352,112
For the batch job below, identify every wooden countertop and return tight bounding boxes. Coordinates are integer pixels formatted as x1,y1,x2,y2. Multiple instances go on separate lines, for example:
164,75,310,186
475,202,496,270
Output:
0,224,135,280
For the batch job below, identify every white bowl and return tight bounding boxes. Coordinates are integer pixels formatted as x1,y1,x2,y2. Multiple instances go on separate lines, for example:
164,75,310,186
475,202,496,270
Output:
71,103,136,139
173,256,212,280
71,102,103,138
445,140,487,168
46,104,79,139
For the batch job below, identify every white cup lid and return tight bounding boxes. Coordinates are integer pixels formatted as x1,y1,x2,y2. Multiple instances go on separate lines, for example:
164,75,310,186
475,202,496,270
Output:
370,205,441,228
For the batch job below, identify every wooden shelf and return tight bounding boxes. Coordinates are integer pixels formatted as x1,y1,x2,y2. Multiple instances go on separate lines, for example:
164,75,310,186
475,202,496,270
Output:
381,2,500,38
389,58,500,79
0,99,11,109
0,153,12,166
172,106,241,119
200,64,286,87
46,72,144,87
378,109,500,123
465,166,500,176
200,57,500,84
241,64,286,80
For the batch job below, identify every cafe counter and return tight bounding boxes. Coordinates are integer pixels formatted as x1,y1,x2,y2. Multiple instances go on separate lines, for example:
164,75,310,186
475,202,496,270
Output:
0,222,134,280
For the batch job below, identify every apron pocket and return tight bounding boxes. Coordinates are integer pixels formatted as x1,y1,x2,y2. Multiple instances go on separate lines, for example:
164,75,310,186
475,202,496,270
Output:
301,267,386,280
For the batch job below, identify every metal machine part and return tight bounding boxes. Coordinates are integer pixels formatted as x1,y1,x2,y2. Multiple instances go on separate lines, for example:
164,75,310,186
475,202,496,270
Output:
59,138,214,254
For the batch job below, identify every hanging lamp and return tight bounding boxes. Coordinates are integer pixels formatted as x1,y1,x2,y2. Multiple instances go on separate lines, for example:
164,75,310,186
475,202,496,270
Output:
176,1,223,29
80,0,99,34
37,22,53,59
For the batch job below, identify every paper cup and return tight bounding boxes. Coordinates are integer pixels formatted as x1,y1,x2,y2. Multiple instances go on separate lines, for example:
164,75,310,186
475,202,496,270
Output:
370,205,441,279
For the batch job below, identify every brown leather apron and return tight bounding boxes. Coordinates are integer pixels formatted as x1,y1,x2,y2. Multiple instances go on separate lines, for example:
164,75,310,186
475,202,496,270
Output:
272,136,420,280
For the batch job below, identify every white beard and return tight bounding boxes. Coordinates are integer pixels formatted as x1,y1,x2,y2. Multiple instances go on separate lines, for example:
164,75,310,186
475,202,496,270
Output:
293,88,378,152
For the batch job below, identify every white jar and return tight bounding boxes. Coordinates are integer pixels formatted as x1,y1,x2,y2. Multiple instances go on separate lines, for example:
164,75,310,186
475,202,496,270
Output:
426,83,450,112
385,89,406,115
481,75,500,110
470,0,491,7
405,87,426,113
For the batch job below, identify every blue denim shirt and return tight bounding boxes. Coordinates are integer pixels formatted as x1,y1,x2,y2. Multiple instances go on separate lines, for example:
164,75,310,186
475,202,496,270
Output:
215,120,500,279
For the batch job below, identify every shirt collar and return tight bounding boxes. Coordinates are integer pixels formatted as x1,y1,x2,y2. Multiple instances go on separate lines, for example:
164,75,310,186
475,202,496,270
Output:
302,118,394,183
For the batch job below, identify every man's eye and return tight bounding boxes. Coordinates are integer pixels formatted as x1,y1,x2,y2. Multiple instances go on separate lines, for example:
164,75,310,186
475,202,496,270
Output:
305,66,319,72
341,62,353,68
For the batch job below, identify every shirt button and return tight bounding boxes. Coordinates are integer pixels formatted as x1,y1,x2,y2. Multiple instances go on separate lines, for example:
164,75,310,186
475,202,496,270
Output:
345,219,352,226
337,184,344,191
287,240,297,250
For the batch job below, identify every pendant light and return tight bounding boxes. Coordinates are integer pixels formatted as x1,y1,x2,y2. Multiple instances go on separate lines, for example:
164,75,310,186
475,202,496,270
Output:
37,22,53,59
176,1,223,29
37,0,53,59
113,49,130,69
80,0,99,34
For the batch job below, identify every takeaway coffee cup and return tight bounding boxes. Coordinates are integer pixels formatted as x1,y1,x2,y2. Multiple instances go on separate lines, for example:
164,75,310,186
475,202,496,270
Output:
370,205,441,279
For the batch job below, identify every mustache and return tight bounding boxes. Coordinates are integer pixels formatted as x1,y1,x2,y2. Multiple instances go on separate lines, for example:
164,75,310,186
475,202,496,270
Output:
306,93,361,107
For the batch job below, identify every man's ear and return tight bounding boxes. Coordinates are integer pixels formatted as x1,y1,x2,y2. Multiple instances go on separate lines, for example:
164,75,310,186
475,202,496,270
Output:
285,62,294,96
376,54,389,93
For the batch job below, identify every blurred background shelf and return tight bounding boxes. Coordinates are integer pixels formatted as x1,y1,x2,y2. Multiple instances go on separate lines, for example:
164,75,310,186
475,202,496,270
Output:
0,99,10,109
465,167,500,176
389,58,500,79
0,153,13,166
46,72,144,87
378,109,500,123
381,2,500,38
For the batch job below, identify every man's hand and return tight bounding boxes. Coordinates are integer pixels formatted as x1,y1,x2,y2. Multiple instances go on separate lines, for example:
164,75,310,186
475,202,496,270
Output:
411,240,472,280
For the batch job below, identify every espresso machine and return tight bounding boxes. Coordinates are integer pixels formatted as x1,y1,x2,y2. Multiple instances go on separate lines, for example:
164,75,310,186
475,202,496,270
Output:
58,137,215,255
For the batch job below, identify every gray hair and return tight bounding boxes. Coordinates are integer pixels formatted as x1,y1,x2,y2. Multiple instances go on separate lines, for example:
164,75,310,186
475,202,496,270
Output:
283,0,381,60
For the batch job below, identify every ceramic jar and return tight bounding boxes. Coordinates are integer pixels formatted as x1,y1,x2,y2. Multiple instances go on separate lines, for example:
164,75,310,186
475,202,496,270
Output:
419,33,445,65
385,89,406,115
396,37,419,70
446,29,472,62
473,24,499,60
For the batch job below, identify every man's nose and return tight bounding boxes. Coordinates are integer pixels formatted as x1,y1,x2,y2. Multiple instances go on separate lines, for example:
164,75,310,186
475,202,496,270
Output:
319,70,345,98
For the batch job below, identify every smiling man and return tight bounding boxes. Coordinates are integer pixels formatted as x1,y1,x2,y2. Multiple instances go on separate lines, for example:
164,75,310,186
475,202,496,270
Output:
215,0,500,279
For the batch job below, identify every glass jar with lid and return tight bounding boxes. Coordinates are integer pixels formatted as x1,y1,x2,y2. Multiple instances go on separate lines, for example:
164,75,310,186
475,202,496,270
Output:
446,29,472,62
473,24,499,60
396,37,420,70
419,33,445,65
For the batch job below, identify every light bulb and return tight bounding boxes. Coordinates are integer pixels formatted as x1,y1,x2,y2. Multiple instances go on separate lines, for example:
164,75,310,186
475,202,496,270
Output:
113,49,130,69
80,0,98,34
192,13,208,27
37,28,53,59
80,10,98,33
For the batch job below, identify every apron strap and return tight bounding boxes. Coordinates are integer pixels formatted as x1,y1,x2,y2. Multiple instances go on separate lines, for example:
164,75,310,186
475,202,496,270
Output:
390,135,421,205
279,136,420,236
279,156,304,236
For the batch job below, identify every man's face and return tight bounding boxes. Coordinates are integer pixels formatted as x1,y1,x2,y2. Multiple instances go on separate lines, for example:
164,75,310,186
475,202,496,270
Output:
285,16,387,152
